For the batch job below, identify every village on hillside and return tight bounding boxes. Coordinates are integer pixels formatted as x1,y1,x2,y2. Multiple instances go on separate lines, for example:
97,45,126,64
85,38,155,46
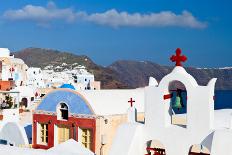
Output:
0,47,231,155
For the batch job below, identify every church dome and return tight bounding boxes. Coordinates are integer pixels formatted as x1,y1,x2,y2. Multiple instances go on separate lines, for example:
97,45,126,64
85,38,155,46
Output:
59,84,76,90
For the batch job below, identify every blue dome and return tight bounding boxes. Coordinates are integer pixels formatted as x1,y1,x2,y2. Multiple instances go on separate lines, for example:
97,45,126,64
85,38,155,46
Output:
59,84,76,90
36,90,94,115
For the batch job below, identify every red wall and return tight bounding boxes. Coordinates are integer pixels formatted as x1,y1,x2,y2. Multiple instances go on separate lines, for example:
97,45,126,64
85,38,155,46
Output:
32,114,96,152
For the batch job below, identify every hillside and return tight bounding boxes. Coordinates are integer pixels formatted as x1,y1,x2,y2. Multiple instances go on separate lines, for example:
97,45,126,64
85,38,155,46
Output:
13,48,232,90
13,48,128,89
109,60,232,90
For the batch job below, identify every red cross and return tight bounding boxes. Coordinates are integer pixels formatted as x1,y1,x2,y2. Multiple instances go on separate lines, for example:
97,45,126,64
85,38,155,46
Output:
9,67,15,72
170,48,187,66
128,98,135,107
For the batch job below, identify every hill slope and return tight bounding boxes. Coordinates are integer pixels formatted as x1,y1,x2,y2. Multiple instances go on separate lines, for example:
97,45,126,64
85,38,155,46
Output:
13,48,128,89
109,60,232,90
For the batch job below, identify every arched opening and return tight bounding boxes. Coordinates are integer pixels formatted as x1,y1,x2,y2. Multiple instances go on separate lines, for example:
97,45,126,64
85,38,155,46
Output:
168,80,187,127
57,103,69,120
21,98,28,108
189,144,210,155
144,140,166,155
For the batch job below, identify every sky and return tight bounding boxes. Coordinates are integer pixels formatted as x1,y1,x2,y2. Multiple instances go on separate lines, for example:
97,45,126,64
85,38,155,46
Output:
0,0,231,67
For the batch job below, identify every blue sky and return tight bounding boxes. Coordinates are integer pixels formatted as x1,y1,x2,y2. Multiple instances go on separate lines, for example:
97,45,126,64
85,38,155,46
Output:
0,0,231,67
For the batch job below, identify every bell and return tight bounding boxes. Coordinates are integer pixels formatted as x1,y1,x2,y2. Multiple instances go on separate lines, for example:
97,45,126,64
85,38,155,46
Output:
173,96,182,109
173,89,185,110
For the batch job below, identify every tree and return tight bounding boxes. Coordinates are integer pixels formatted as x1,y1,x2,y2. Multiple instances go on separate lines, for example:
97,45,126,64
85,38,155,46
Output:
5,95,13,108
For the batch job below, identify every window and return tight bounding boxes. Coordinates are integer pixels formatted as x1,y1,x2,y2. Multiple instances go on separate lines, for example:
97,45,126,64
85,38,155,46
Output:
81,129,92,149
39,123,48,144
58,125,70,144
189,144,210,155
57,103,69,120
41,94,45,97
146,140,166,155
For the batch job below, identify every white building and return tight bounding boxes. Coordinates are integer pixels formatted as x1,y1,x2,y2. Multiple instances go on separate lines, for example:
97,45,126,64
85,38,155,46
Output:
0,48,13,58
12,86,35,108
110,49,232,155
42,70,71,88
26,67,45,88
0,48,28,87
68,65,95,90
42,65,98,90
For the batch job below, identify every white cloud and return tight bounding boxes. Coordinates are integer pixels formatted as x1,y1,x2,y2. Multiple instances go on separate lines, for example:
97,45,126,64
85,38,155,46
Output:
3,1,76,24
3,2,207,29
85,9,207,29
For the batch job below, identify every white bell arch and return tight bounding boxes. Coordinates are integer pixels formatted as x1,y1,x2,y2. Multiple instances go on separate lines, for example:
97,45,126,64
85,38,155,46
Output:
158,66,198,128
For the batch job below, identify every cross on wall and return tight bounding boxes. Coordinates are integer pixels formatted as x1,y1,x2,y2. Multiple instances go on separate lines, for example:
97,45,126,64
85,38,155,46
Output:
9,67,15,78
128,97,135,107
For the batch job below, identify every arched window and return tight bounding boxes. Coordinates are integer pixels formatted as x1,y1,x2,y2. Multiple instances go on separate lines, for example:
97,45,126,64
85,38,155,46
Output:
145,140,166,155
57,103,69,120
189,144,210,155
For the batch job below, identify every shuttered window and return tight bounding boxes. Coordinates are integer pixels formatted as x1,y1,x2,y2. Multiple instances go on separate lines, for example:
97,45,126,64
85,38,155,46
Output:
40,123,48,144
81,128,92,149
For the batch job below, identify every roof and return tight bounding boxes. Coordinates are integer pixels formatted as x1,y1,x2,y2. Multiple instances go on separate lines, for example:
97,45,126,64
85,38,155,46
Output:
177,109,232,129
59,84,76,90
0,145,45,155
0,48,10,57
79,89,145,115
48,139,94,155
36,89,93,115
0,139,94,155
10,58,26,65
36,88,145,116
0,121,29,146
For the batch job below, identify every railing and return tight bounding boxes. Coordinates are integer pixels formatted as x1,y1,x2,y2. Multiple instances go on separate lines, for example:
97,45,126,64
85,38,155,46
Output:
145,147,166,155
145,148,210,155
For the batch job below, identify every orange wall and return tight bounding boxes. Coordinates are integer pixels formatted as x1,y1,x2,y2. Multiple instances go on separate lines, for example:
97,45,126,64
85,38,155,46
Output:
0,81,15,91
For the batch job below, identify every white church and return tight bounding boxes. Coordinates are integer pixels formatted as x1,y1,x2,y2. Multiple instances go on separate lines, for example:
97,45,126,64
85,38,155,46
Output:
109,48,232,155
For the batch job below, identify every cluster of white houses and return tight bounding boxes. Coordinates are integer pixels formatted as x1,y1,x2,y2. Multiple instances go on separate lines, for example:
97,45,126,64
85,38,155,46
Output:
0,48,100,109
0,48,232,155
